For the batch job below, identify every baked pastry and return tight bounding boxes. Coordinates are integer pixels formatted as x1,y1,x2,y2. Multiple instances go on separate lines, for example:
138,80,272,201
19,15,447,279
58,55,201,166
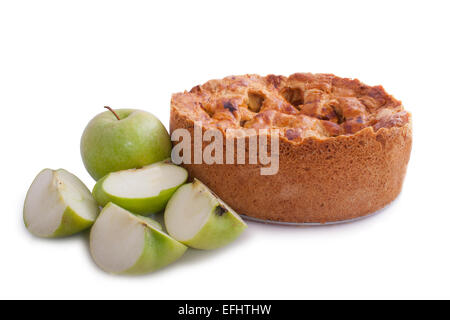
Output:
170,73,412,223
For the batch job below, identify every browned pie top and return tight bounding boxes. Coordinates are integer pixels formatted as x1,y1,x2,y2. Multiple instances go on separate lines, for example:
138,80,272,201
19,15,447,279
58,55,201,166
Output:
171,73,410,141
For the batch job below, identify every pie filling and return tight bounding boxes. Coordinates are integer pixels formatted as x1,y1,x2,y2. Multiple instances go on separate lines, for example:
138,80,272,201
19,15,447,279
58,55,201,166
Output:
171,73,410,141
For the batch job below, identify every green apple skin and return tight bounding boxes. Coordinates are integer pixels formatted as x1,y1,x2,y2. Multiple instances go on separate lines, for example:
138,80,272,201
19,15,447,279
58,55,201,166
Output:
181,206,248,250
23,169,100,238
124,222,187,275
51,207,97,237
80,109,172,181
92,174,186,216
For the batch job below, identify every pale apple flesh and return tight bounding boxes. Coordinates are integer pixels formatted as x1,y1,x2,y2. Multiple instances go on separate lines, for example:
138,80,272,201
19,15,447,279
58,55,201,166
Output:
90,203,187,274
164,179,247,250
24,169,99,238
136,215,162,230
92,161,188,215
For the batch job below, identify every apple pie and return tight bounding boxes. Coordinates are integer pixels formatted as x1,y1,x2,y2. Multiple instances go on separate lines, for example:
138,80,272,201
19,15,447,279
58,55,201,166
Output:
170,73,412,223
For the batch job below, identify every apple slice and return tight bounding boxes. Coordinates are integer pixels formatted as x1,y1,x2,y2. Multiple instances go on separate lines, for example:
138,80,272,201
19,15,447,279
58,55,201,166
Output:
90,203,187,274
92,161,188,216
23,169,100,238
164,179,248,250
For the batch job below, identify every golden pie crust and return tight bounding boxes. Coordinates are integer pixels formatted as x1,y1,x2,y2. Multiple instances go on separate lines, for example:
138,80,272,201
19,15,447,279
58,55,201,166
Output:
170,73,412,223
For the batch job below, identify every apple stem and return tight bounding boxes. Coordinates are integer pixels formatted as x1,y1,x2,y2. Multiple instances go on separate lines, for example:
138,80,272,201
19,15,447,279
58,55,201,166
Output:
104,106,121,120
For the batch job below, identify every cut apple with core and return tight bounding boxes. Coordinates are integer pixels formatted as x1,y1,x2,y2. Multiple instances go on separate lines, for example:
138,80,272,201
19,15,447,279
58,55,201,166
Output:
164,179,248,250
23,169,99,238
93,161,188,215
90,203,187,274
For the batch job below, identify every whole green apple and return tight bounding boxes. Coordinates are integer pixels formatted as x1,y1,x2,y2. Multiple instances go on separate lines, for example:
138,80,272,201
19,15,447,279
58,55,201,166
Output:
81,107,172,181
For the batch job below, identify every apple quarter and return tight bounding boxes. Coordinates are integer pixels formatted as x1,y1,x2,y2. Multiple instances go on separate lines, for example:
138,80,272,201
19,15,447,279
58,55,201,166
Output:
90,203,187,274
23,168,100,238
93,161,188,215
164,179,248,250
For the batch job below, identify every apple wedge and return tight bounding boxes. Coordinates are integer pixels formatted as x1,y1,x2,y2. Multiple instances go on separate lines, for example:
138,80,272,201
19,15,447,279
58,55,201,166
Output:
90,203,187,274
164,179,248,250
23,169,100,238
92,161,188,216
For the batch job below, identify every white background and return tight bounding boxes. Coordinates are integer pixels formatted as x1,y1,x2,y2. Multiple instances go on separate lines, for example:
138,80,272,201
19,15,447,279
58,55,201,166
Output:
1,0,449,300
